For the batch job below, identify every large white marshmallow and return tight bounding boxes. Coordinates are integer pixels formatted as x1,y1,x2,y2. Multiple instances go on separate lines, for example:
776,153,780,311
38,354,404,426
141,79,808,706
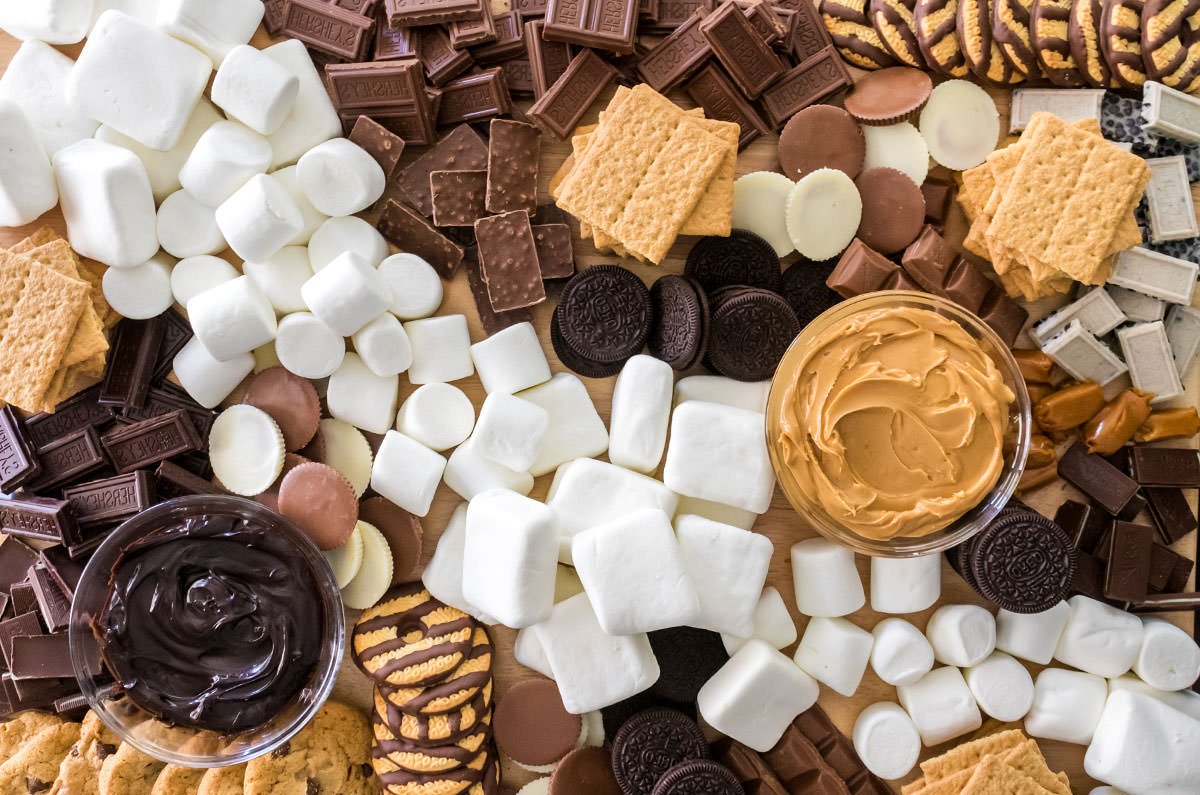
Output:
1025,667,1108,745
352,314,413,378
926,604,996,668
870,555,941,615
102,253,174,321
1085,690,1200,793
211,44,298,135
0,102,57,228
187,275,277,362
722,586,797,655
697,640,819,753
463,489,558,628
572,509,702,635
297,138,386,218
379,253,444,320
675,514,772,637
405,315,475,384
794,617,875,697
995,601,1072,665
1108,674,1200,722
676,495,758,531
0,0,93,43
1134,618,1200,692
674,375,771,413
69,11,211,150
472,393,548,473
179,121,272,208
1054,595,1145,678
301,252,390,337
853,703,921,781
369,430,446,517
0,41,97,155
95,98,221,203
327,353,399,436
663,401,775,514
270,166,327,246
897,667,982,746
871,618,935,687
155,0,262,64
396,383,475,452
964,651,1035,722
172,336,254,409
243,246,312,314
443,438,534,501
308,216,388,272
469,322,552,395
517,374,609,477
262,40,342,169
547,458,679,563
215,172,303,263
422,504,477,617
53,138,156,268
530,593,660,714
790,538,864,618
170,254,238,306
514,627,554,679
608,355,674,474
157,189,226,259
274,312,345,379
90,0,157,28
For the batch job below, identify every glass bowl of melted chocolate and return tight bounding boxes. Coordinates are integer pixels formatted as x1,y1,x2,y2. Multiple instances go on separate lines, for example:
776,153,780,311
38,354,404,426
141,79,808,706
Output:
69,495,344,767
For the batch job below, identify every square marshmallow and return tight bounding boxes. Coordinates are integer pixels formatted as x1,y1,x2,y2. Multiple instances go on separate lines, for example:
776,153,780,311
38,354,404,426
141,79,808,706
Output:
516,373,609,476
211,44,299,136
794,617,875,697
327,353,399,436
469,322,552,395
444,438,534,501
897,667,983,746
262,40,342,168
472,393,549,473
676,495,758,531
514,627,554,679
370,430,447,517
996,601,1071,665
1085,690,1200,792
0,102,57,228
722,586,797,655
674,375,771,413
674,514,772,637
663,401,775,514
171,336,255,410
0,40,98,156
0,0,93,44
156,0,263,64
1054,595,1145,678
1025,667,1108,745
421,503,493,622
405,315,475,384
1108,674,1200,722
609,355,674,474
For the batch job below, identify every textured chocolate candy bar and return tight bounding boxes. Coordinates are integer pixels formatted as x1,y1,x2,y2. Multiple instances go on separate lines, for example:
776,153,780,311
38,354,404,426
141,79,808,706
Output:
642,0,714,32
476,210,546,311
28,565,70,633
1058,441,1142,517
0,497,75,546
376,19,418,59
638,11,713,92
543,0,639,53
24,386,113,449
63,472,154,528
99,410,201,474
25,427,106,493
1130,446,1200,488
700,0,785,99
377,198,466,277
528,49,618,139
386,0,488,25
1109,286,1165,323
486,119,540,213
284,0,375,60
0,407,39,492
99,317,163,409
684,62,771,149
463,246,533,335
416,26,475,85
431,170,488,227
325,60,428,110
760,48,851,128
349,116,407,178
533,223,575,279
526,18,575,97
396,123,490,216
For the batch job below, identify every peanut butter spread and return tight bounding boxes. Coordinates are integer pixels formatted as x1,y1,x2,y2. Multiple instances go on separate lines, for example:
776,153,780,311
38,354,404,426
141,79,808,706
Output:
776,305,1014,540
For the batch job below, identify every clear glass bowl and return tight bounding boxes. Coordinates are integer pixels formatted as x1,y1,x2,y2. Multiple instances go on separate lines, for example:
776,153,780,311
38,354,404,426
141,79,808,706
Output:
69,495,345,767
766,291,1031,558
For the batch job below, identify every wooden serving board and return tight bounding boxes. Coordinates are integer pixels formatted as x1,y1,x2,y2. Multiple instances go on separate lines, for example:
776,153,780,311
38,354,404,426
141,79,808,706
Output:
1,27,1197,793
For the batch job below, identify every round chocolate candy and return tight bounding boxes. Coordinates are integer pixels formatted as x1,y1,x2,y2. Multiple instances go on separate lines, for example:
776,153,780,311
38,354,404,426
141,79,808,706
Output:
276,461,359,550
550,747,622,795
240,366,321,451
778,106,867,179
494,678,583,770
969,509,1078,613
854,167,927,254
842,67,933,124
612,709,709,795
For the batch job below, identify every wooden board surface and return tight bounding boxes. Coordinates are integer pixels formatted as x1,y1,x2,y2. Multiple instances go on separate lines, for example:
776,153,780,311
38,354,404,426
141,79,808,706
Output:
2,28,1197,794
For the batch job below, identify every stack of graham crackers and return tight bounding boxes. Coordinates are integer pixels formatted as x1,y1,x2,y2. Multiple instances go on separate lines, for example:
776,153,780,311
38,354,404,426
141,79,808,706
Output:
0,228,113,413
958,112,1149,302
549,84,739,264
902,729,1071,795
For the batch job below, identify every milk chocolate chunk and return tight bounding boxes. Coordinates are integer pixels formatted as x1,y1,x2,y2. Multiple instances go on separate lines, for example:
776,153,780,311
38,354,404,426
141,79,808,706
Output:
526,19,576,97
533,223,575,279
431,170,489,227
1059,441,1142,517
285,0,375,60
396,124,490,217
940,257,991,313
683,62,771,149
377,198,466,278
1104,521,1154,601
528,49,619,139
63,472,154,528
1145,486,1196,545
1130,446,1200,487
700,0,786,99
920,178,956,222
900,225,954,291
826,238,899,297
543,0,639,53
450,7,499,48
437,68,513,125
24,386,113,449
100,317,164,409
761,48,853,128
386,0,488,25
1084,388,1154,455
349,116,407,179
476,210,546,311
463,247,533,335
416,25,475,85
487,119,540,213
376,18,418,59
472,11,526,61
882,268,922,290
976,288,1027,347
99,410,201,474
326,60,428,110
0,407,39,492
1034,381,1105,432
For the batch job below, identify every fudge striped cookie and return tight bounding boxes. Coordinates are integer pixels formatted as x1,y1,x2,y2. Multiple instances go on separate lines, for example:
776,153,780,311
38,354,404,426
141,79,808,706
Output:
372,744,490,795
871,0,927,65
1101,0,1149,85
993,0,1041,72
1069,0,1116,84
822,0,900,67
1031,0,1087,83
959,0,1027,81
378,626,494,716
373,716,492,774
916,0,971,74
375,682,495,748
353,583,475,688
1142,0,1200,91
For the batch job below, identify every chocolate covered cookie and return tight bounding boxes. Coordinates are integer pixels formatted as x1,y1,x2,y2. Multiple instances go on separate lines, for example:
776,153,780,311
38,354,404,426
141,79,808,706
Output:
1031,0,1087,84
353,583,475,687
372,743,490,795
373,717,491,774
1142,0,1200,91
992,0,1041,73
705,288,800,382
612,709,709,795
1101,0,1149,86
648,275,709,371
870,0,927,65
1069,0,1115,84
915,0,971,75
959,0,1028,81
822,0,900,68
970,508,1078,614
375,682,495,748
379,626,494,716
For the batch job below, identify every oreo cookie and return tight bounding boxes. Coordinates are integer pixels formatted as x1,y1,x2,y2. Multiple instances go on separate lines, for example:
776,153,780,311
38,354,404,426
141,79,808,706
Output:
551,310,625,379
684,230,782,294
969,507,1078,614
600,691,696,743
648,627,730,704
778,260,841,328
650,761,743,795
557,266,652,364
705,288,801,382
648,275,710,371
612,709,709,795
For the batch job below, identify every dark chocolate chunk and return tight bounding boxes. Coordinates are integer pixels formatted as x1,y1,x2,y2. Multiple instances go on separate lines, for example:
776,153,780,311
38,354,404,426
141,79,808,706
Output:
396,124,490,217
613,708,709,795
125,383,217,444
462,247,534,336
1103,521,1154,602
486,118,540,214
349,115,407,179
705,288,799,382
1130,447,1200,487
0,613,43,668
532,223,575,279
1058,442,1142,517
475,210,546,312
1055,499,1107,551
36,547,83,598
99,317,163,409
976,287,1028,347
558,266,652,364
377,198,466,278
900,225,954,292
649,627,729,703
153,461,227,500
970,506,1077,613
62,471,154,528
0,497,75,546
0,537,37,595
8,583,36,618
1145,487,1197,545
0,407,38,493
642,0,715,32
649,275,710,371
430,170,489,227
151,308,192,383
940,256,993,314
684,230,782,293
25,427,106,492
99,410,201,474
27,565,71,633
638,11,713,92
1147,541,1190,592
24,386,113,449
528,49,619,139
10,634,75,680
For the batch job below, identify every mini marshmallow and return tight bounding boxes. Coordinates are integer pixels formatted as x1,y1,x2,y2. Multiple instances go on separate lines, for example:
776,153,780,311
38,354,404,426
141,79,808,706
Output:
1025,667,1108,744
674,375,771,413
697,640,820,753
870,555,941,615
871,618,935,687
369,430,446,517
95,98,221,203
156,0,262,64
308,216,388,271
421,504,480,617
517,374,609,477
897,667,982,746
1133,617,1200,691
469,322,552,395
270,166,327,246
301,252,391,337
514,627,554,679
170,255,238,307
722,587,797,655
102,253,174,321
352,314,413,378
663,401,775,514
609,355,673,474
0,41,97,155
243,246,312,314
790,538,865,618
964,651,1035,722
676,496,757,531
297,138,386,217
463,489,558,628
172,336,254,409
1085,689,1200,792
262,40,342,169
794,617,875,697
996,601,1072,665
405,315,475,384
396,383,475,451
530,593,660,714
444,438,535,501
327,353,399,436
211,44,298,135
0,0,93,44
852,703,921,780
0,102,57,227
215,172,303,263
188,275,278,362
473,393,549,473
157,189,226,259
379,253,444,320
179,121,272,208
572,508,702,635
69,11,212,150
53,138,156,268
274,312,345,379
675,514,772,637
1054,595,1145,678
926,605,996,668
547,458,679,563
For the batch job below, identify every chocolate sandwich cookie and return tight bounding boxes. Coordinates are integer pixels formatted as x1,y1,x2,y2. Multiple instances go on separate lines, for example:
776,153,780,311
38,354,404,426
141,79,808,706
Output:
557,266,652,364
778,259,841,327
650,760,743,795
821,0,900,68
648,275,709,371
1101,0,1149,86
373,718,492,774
915,0,971,74
1142,0,1200,91
375,682,495,747
992,0,1041,73
550,311,625,379
870,0,927,66
1069,0,1115,84
372,742,490,795
612,709,709,795
353,583,475,687
705,289,801,382
959,0,1027,81
969,509,1078,614
685,230,783,293
380,626,493,716
1030,0,1087,84
842,67,933,124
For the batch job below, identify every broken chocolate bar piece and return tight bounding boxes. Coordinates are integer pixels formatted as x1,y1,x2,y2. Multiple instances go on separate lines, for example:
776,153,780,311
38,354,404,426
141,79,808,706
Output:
28,565,71,633
396,124,490,217
0,537,37,594
472,11,526,61
1058,442,1142,518
0,497,75,546
525,18,575,97
0,406,39,493
284,0,375,60
449,6,499,47
0,613,42,668
543,0,639,53
25,427,106,492
436,67,513,125
154,461,227,500
533,224,575,279
1145,486,1196,545
463,246,534,335
638,11,712,92
151,308,192,383
377,199,466,278
699,0,785,99
1130,446,1200,487
99,317,163,409
10,634,75,680
349,116,407,179
386,0,488,25
24,386,113,449
325,59,428,110
826,239,899,298
62,472,154,528
761,47,851,129
1104,521,1154,602
487,119,540,214
99,410,201,474
36,547,83,598
416,25,475,85
528,49,619,139
431,170,489,227
476,211,546,312
683,62,771,149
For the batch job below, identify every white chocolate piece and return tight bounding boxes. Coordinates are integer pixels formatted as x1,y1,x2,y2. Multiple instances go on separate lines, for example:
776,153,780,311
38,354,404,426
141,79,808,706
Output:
871,618,935,687
794,617,875,697
675,514,773,637
208,404,285,497
514,626,555,678
1085,689,1200,793
0,101,58,227
156,189,226,259
473,393,548,473
1105,286,1164,323
784,167,862,261
790,538,865,618
469,322,552,395
1117,321,1185,404
1030,288,1127,345
1025,667,1108,745
315,418,373,497
211,44,298,135
308,216,388,272
327,353,400,435
270,165,327,246
322,523,363,589
301,252,390,337
676,495,757,531
995,601,1072,665
95,98,221,203
1054,595,1145,678
722,586,797,655
581,711,604,747
732,171,796,256
515,779,550,795
674,375,770,413
860,122,929,185
0,41,98,155
396,383,475,452
1041,319,1129,386
215,172,303,263
1166,304,1200,375
69,11,212,151
405,315,475,384
0,0,93,44
274,312,345,379
378,253,444,320
52,138,157,268
609,355,673,474
340,520,393,610
964,651,1035,721
926,604,996,668
1143,80,1200,142
187,275,277,362
869,554,941,615
262,40,342,169
464,488,558,628
852,703,921,780
423,503,490,619
1133,618,1200,691
370,430,446,517
918,80,1000,170
352,314,413,378
155,0,262,64
663,401,775,514
697,640,819,753
178,120,272,208
1144,155,1199,242
170,255,238,307
244,246,312,314
517,374,609,477
1009,88,1104,132
897,666,982,746
102,253,174,320
1109,247,1199,305
444,438,535,501
171,337,254,409
297,138,386,218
